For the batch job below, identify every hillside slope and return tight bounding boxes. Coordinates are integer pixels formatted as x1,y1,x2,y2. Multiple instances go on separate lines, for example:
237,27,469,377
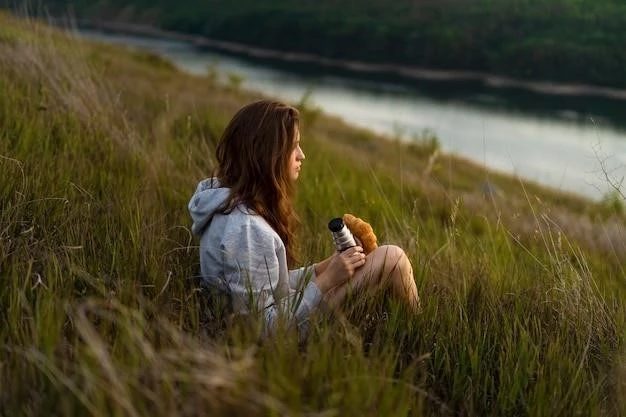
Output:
1,13,625,416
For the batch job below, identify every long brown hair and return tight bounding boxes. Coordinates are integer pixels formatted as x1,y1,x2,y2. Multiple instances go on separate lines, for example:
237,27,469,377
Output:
215,99,300,266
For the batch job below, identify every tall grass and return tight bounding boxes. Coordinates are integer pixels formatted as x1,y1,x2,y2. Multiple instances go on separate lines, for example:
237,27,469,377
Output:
1,13,625,416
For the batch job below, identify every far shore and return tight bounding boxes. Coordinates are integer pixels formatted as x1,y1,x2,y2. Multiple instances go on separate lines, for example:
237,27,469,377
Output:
66,19,626,102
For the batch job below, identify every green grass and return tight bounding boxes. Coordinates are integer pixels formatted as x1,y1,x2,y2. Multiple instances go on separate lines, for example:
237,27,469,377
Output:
1,13,625,417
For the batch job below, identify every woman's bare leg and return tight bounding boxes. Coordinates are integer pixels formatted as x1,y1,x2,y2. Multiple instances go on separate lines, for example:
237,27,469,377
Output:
323,245,420,312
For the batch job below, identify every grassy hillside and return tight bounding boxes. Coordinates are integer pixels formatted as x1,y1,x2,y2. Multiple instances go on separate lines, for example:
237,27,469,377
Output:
1,13,625,416
23,0,626,89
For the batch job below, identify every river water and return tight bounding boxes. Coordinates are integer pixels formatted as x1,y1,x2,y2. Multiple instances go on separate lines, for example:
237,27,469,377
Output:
79,29,626,201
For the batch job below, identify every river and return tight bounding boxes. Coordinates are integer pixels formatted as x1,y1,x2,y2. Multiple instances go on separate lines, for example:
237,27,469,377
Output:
79,29,626,201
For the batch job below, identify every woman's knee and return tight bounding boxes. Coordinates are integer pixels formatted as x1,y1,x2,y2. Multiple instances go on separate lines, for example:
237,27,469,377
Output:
371,245,411,274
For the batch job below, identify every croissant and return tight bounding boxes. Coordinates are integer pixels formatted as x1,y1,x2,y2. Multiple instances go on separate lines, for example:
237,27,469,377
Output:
343,213,378,255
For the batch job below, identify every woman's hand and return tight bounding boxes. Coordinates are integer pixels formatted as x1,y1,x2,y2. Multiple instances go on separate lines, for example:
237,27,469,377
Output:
314,246,366,294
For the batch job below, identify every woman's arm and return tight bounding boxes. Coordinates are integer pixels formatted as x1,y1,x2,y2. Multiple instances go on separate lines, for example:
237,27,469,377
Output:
288,249,345,291
288,254,334,291
220,219,322,336
314,255,333,276
220,218,365,336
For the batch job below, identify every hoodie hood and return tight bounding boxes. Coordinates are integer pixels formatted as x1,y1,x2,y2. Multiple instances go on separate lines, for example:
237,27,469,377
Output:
188,178,231,235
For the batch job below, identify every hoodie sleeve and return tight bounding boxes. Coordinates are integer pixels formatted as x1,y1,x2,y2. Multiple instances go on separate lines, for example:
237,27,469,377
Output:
220,217,322,336
289,266,316,291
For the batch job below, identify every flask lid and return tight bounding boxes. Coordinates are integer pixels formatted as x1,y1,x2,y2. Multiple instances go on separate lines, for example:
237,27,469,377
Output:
328,217,344,232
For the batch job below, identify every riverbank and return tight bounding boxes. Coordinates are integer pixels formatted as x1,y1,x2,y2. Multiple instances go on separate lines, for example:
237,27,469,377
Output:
71,19,626,102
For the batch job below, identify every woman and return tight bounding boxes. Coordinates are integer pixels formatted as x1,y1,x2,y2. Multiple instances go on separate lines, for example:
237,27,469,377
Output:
188,99,419,337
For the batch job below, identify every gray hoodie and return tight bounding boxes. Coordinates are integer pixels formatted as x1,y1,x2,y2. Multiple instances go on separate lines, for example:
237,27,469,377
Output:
188,178,322,335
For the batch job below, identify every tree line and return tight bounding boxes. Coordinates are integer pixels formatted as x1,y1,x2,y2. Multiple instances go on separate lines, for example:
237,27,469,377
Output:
22,0,626,88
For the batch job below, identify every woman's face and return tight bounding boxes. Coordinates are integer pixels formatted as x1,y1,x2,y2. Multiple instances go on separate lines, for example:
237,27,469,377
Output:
288,127,305,180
